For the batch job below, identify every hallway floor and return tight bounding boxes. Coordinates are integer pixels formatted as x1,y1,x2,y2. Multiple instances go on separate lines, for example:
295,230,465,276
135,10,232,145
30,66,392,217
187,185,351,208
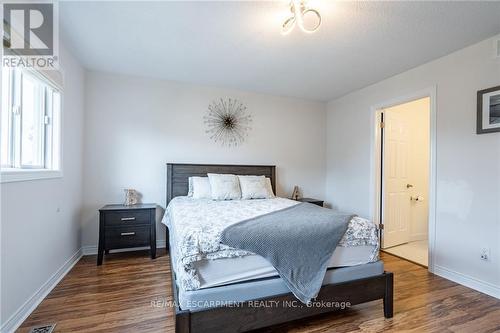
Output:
383,240,428,267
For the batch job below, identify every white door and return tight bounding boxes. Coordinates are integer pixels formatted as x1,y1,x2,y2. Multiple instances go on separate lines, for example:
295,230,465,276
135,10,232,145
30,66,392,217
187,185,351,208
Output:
382,107,411,248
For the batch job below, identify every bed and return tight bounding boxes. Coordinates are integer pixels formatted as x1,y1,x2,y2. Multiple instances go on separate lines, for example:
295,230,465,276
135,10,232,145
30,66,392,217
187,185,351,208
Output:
165,163,393,333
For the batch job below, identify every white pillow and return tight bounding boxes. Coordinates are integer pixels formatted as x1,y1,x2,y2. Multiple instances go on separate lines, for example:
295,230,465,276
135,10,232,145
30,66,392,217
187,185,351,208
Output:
191,177,211,199
207,173,241,200
238,175,275,199
263,177,275,198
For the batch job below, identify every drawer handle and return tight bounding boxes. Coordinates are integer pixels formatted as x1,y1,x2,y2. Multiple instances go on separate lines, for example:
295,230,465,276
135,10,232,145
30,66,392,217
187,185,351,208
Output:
121,232,136,236
121,217,136,221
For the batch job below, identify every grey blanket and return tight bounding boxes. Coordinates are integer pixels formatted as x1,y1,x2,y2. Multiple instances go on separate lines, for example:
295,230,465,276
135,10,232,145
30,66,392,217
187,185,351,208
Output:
220,202,353,304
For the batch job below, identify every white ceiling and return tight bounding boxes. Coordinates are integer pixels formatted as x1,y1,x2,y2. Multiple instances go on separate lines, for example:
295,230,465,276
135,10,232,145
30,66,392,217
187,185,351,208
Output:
60,1,500,101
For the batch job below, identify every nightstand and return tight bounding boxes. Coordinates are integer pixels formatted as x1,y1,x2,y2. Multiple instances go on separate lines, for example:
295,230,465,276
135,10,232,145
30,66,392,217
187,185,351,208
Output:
97,203,157,265
298,197,324,207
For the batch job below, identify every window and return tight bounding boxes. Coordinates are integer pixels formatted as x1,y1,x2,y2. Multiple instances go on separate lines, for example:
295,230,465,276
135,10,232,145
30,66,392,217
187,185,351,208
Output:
1,68,62,182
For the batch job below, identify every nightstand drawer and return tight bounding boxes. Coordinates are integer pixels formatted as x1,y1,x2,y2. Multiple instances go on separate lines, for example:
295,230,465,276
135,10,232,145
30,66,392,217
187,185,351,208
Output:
105,225,150,249
104,210,151,226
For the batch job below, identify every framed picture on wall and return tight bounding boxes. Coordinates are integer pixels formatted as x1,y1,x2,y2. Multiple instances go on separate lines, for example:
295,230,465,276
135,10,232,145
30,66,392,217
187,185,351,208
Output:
477,85,500,134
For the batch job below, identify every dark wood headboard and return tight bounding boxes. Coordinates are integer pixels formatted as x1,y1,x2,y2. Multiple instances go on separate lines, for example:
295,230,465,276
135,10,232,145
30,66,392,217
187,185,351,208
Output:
166,163,276,205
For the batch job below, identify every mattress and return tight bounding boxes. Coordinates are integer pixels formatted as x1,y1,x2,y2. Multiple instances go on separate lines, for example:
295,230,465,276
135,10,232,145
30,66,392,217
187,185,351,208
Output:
163,197,379,292
179,261,384,311
194,245,378,288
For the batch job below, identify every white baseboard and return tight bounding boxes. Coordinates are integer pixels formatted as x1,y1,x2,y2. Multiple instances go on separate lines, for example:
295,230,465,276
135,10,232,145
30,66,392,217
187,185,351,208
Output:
434,265,500,299
82,245,98,256
82,240,167,256
0,248,83,333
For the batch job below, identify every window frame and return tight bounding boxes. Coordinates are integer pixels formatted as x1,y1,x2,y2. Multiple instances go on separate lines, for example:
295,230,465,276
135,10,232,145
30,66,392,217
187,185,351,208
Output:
1,68,63,183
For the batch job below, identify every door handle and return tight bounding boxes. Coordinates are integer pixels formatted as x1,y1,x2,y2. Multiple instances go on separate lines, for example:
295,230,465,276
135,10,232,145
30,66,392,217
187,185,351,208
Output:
406,184,413,188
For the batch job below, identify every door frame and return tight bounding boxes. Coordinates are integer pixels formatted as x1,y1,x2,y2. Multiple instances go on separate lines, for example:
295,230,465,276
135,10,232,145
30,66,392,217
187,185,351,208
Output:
370,86,437,273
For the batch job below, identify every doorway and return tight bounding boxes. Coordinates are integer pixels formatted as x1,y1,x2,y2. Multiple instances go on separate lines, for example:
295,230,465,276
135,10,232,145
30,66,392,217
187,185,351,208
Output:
377,97,431,267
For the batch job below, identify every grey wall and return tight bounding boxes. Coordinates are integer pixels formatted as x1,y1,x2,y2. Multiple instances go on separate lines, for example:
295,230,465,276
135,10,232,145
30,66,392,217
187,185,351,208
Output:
81,71,327,249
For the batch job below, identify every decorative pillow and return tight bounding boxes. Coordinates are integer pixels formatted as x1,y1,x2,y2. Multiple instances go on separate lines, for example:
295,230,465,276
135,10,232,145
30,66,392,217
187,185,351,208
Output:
207,173,241,200
264,177,275,198
191,177,211,199
238,175,275,199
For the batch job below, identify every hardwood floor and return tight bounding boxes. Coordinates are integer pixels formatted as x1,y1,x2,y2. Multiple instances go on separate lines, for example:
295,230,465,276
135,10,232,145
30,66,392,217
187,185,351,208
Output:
18,250,173,333
18,250,500,332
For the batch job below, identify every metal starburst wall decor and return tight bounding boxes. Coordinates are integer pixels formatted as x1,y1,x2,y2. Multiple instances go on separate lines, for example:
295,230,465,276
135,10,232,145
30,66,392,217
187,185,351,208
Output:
204,98,252,147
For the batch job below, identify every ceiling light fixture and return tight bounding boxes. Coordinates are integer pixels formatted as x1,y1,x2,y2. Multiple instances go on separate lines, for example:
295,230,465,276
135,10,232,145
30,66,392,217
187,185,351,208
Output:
282,0,322,35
